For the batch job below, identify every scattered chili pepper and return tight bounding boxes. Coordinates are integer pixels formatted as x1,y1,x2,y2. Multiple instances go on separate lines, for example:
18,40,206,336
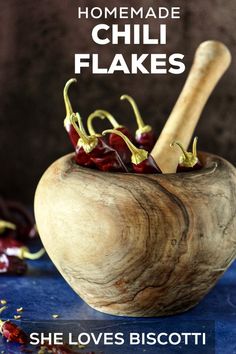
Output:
172,137,202,172
4,200,37,241
120,94,156,152
0,220,15,234
0,236,45,260
63,78,80,148
71,114,128,173
0,307,27,344
103,129,162,174
0,253,27,275
87,110,132,164
0,321,27,344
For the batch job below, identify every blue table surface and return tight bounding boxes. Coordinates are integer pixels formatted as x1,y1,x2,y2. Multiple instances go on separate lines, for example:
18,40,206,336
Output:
0,240,235,354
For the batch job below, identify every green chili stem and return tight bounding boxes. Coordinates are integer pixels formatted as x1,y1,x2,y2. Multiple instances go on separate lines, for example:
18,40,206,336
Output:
172,137,199,168
87,110,121,136
192,137,198,158
20,247,45,260
173,141,190,161
70,114,90,145
63,78,77,124
120,94,146,129
103,129,148,164
0,220,16,234
87,112,102,135
76,112,87,135
71,113,98,153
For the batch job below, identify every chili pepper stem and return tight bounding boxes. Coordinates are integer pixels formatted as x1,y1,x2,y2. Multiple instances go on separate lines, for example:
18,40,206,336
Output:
192,137,198,157
97,110,121,129
103,129,148,164
63,78,77,126
120,94,152,135
0,306,7,332
19,247,45,260
70,114,98,153
172,138,199,168
171,141,189,160
76,112,87,135
87,112,104,136
0,221,16,234
0,319,4,333
71,114,89,144
87,110,122,136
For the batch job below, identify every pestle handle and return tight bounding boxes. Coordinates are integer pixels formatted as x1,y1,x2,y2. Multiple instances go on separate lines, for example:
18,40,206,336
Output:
151,40,231,173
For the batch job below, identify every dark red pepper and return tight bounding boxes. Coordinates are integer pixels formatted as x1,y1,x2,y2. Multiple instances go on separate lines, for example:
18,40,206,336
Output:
0,236,45,259
4,200,37,241
87,110,132,164
63,78,80,148
173,137,202,172
71,114,128,173
120,94,156,152
0,253,27,275
103,129,162,174
69,113,96,168
0,318,27,344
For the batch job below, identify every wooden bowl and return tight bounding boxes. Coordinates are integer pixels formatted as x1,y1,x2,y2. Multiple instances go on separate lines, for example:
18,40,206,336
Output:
34,152,236,317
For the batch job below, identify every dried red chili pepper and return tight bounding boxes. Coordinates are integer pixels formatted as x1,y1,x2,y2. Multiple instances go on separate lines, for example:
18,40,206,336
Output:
0,237,45,259
87,110,132,164
71,114,128,173
120,94,155,152
0,220,15,234
0,318,27,344
63,78,80,148
4,200,37,240
172,137,202,172
0,253,27,275
103,129,162,174
69,114,96,168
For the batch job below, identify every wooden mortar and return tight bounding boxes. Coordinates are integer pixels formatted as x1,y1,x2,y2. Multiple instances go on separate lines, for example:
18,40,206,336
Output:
34,152,236,317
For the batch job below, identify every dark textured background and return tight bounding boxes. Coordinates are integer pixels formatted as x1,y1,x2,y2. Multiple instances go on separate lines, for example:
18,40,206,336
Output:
0,0,235,203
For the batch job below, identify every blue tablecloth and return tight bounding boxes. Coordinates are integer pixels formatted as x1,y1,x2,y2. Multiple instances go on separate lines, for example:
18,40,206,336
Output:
0,250,235,354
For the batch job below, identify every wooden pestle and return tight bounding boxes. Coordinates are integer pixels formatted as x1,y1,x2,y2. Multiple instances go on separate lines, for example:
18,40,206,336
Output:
151,40,231,173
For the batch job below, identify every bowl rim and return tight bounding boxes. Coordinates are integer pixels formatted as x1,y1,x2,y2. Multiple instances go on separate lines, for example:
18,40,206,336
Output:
58,151,226,179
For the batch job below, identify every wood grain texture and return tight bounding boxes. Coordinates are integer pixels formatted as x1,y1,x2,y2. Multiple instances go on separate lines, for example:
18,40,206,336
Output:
34,152,236,317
